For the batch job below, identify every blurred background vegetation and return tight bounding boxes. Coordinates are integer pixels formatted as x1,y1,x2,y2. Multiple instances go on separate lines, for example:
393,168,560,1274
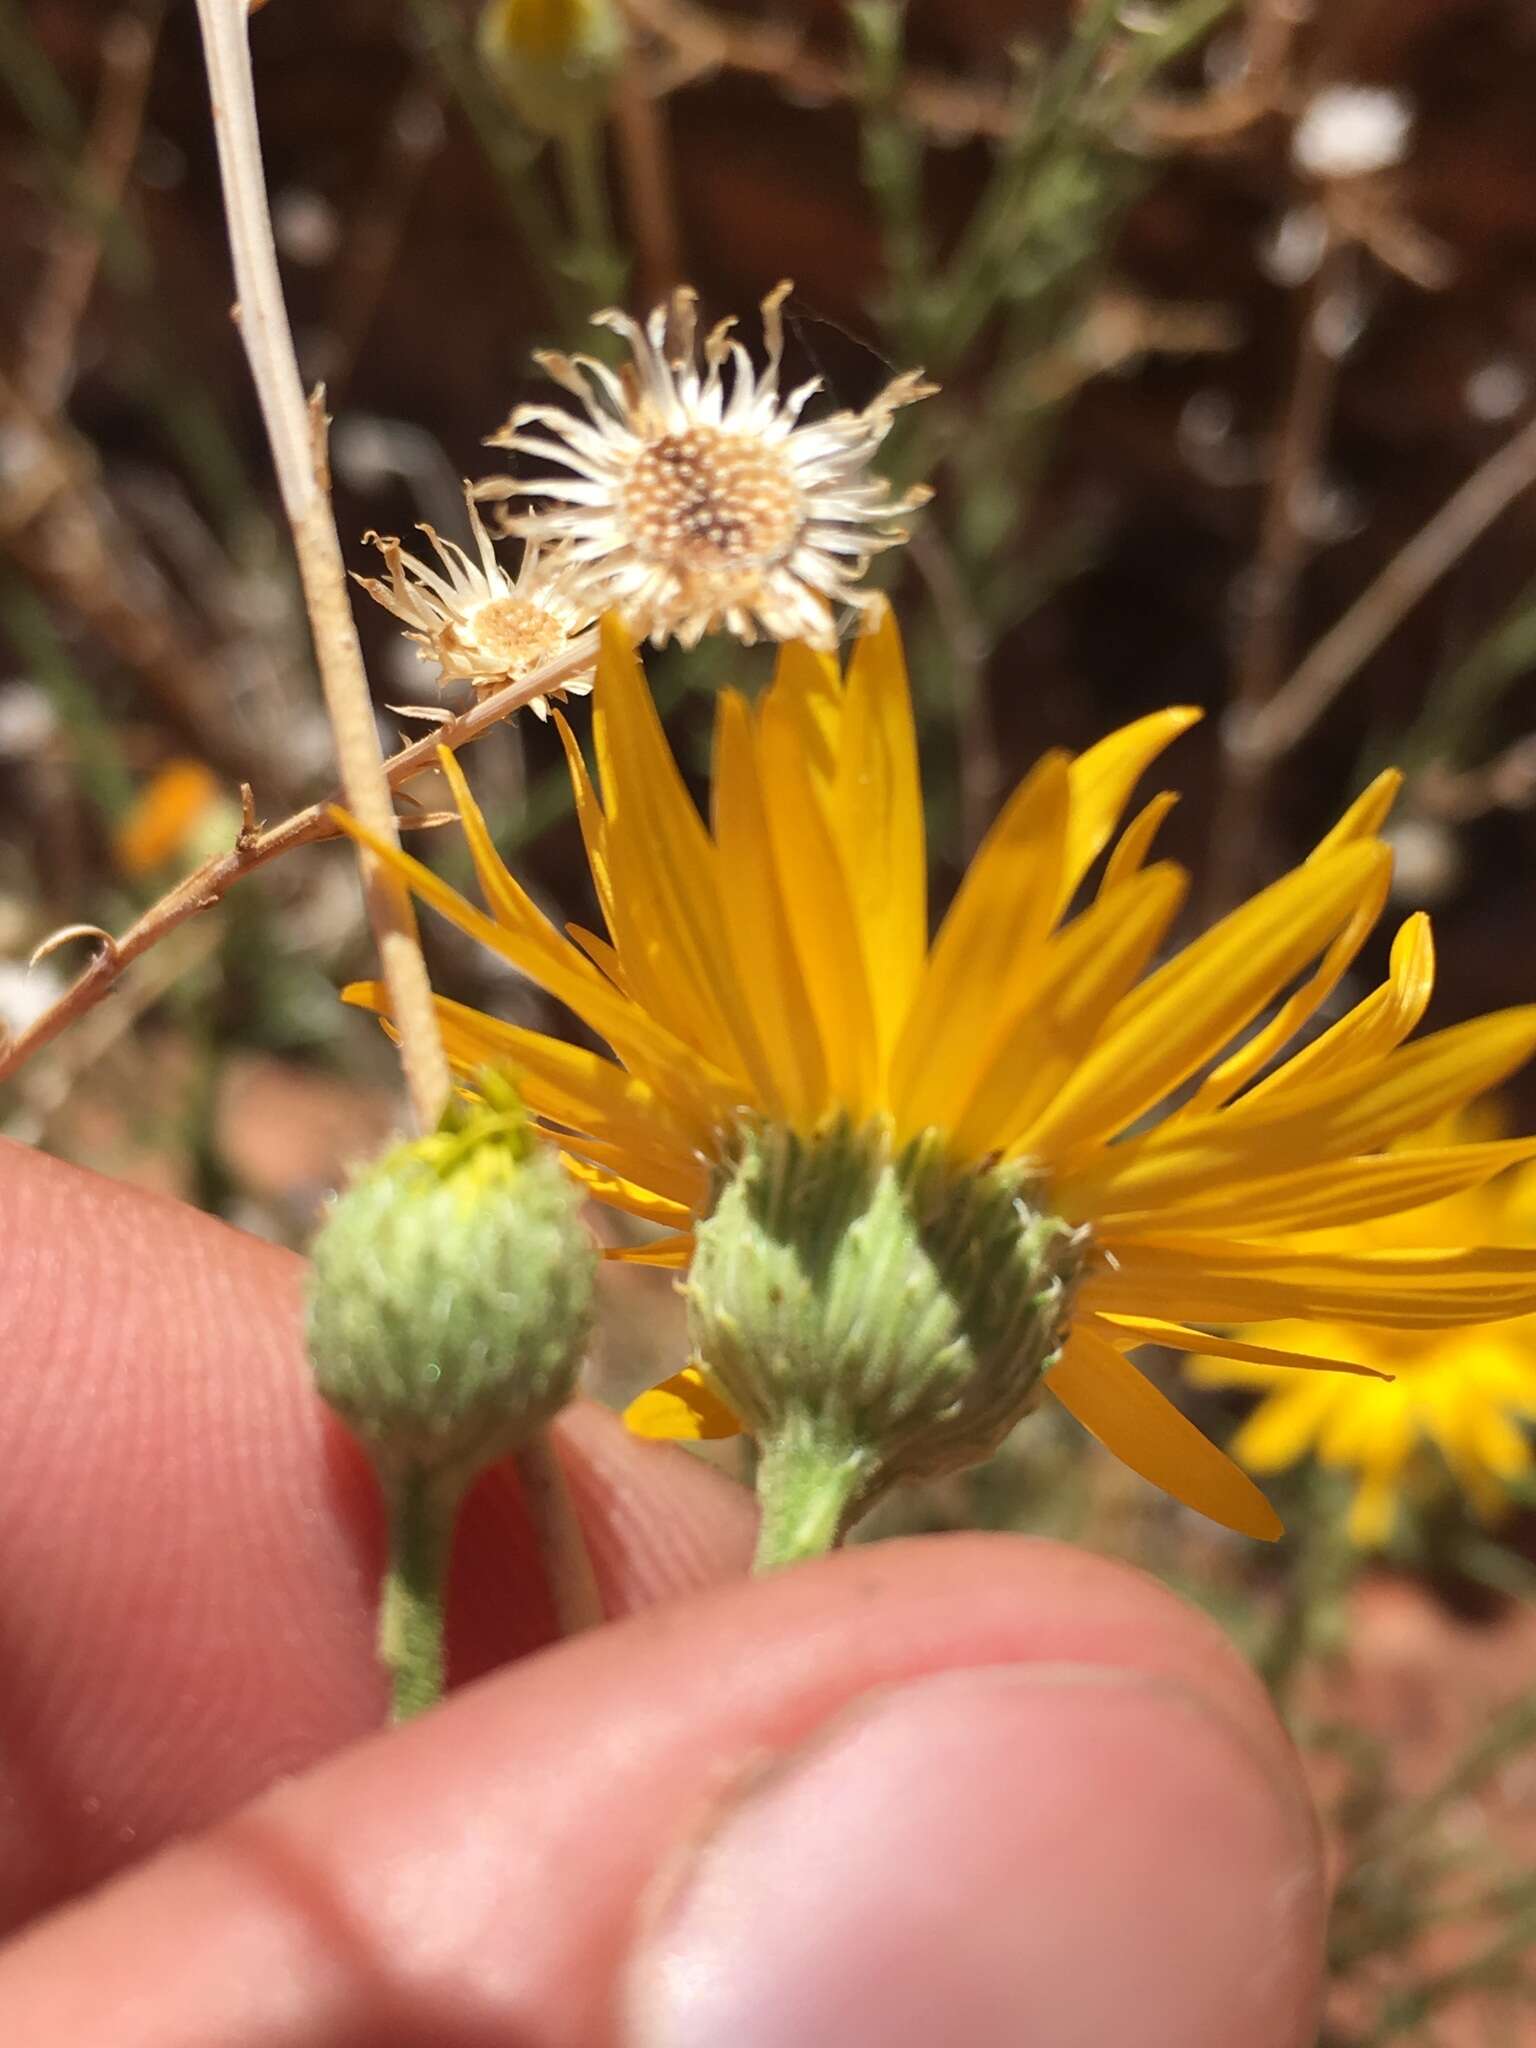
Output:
3,2,1536,2038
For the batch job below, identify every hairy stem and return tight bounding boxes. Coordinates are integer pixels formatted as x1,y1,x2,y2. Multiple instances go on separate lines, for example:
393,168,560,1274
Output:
753,1424,875,1572
378,1460,465,1721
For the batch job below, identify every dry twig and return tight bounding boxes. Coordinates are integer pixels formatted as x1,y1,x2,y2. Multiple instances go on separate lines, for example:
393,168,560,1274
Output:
1137,0,1303,144
1205,236,1348,912
1239,409,1536,764
622,0,1022,142
612,51,684,301
0,642,597,1086
194,0,449,1130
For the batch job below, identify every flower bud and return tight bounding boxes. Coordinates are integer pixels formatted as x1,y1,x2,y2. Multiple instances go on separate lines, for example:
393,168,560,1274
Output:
477,0,625,139
685,1120,1089,1566
306,1073,597,1484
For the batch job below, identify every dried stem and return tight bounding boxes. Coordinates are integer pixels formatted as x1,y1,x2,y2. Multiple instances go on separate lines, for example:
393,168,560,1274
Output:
193,0,449,1130
0,641,597,1086
1416,734,1536,823
1239,408,1536,765
1138,0,1302,145
623,0,1022,142
612,51,683,301
1206,239,1347,916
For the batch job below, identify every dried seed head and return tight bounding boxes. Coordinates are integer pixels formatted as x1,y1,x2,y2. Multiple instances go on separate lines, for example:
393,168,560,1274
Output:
355,486,595,718
483,283,935,649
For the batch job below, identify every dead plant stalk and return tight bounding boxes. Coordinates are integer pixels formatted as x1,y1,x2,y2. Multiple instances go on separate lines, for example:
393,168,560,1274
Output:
192,0,449,1130
0,644,597,1086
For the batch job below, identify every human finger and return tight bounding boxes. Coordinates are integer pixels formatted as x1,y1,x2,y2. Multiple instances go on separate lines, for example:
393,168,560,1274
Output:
0,1140,752,1932
0,1533,1325,2048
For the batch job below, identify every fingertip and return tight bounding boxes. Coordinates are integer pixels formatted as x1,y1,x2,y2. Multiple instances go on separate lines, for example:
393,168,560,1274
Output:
627,1659,1324,2048
0,1533,1322,2048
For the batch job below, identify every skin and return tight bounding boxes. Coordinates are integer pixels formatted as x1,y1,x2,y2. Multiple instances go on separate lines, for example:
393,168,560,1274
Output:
0,1139,1326,2046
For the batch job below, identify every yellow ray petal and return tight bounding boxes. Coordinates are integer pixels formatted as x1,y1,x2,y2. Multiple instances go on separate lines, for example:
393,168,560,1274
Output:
552,708,618,940
1082,1236,1536,1328
1030,841,1387,1164
891,751,1070,1138
588,618,767,1090
1099,791,1179,895
566,925,628,988
433,744,581,961
603,1232,695,1268
758,646,878,1114
1064,1005,1536,1220
1240,912,1435,1109
1095,1312,1390,1378
560,1153,697,1230
1177,872,1396,1121
1057,708,1203,913
1312,767,1403,853
342,981,709,1189
1049,1324,1283,1539
954,862,1187,1160
712,690,828,1126
333,807,649,1038
836,604,928,1068
624,1366,744,1440
769,638,843,779
1099,1137,1536,1239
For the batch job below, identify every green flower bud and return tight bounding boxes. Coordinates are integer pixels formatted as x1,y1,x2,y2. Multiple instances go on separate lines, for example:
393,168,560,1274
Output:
306,1073,597,1483
477,0,625,138
686,1120,1088,1568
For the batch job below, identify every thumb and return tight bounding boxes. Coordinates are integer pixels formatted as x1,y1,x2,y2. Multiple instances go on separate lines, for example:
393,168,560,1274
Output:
0,1535,1324,2048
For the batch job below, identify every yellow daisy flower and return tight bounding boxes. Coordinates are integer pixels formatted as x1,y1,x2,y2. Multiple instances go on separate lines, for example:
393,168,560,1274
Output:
1188,1125,1536,1546
339,612,1536,1551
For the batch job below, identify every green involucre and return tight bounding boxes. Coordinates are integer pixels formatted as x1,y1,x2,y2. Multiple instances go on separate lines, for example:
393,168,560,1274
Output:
306,1082,597,1479
687,1119,1089,1529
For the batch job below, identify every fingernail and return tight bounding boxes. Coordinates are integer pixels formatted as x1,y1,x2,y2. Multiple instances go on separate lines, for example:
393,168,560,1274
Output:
625,1662,1323,2048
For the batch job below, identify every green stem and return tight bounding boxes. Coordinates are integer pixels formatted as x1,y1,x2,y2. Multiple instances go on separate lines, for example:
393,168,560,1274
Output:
377,1460,465,1721
555,118,623,302
752,1425,876,1573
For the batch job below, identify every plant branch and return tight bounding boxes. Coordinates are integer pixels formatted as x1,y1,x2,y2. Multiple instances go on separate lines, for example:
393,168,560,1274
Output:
623,0,1023,142
611,50,683,300
1205,237,1347,916
1237,409,1536,766
193,0,449,1130
0,640,598,1086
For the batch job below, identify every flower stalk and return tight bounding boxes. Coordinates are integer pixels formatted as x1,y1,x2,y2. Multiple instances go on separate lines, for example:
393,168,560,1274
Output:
306,1074,599,1714
378,1459,466,1721
752,1422,877,1571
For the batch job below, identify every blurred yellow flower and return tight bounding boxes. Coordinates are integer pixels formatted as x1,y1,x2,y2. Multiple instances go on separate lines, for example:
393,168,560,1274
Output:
114,758,223,879
340,612,1536,1540
1188,1126,1536,1545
